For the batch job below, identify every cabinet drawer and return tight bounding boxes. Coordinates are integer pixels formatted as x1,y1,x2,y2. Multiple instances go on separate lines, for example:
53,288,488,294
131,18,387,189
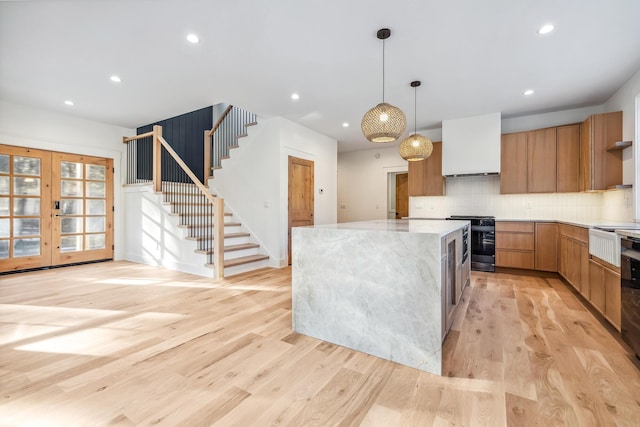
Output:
496,221,535,233
496,232,535,250
496,250,535,269
559,224,589,243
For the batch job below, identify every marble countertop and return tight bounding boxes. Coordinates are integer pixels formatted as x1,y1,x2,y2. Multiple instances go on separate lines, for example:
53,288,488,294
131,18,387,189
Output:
495,218,639,229
306,219,468,236
617,229,640,239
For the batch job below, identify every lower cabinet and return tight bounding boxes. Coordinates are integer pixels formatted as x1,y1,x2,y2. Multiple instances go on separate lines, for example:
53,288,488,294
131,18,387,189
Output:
496,222,535,269
589,257,621,331
558,224,590,299
496,221,558,272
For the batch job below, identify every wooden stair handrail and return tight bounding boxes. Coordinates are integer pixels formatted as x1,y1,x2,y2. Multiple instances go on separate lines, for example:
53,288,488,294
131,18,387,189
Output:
206,105,234,138
123,130,154,143
204,105,234,181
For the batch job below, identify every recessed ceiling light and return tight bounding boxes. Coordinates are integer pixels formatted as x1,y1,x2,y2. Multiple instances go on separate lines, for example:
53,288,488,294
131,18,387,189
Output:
110,75,122,83
64,100,74,106
524,89,535,96
537,24,554,35
186,33,200,44
291,93,300,101
342,122,349,128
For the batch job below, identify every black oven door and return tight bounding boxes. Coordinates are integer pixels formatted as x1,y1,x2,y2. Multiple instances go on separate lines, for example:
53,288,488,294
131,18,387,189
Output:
470,222,495,272
621,236,640,359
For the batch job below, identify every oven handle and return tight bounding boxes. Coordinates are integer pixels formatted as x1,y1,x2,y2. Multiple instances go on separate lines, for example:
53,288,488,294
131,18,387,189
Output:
471,225,495,232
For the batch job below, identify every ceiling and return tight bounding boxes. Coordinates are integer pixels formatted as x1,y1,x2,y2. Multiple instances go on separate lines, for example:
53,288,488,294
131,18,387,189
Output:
1,1,639,153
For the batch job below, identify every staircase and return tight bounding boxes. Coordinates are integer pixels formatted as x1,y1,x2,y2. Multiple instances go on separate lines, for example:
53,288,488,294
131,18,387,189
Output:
123,106,272,278
161,183,269,277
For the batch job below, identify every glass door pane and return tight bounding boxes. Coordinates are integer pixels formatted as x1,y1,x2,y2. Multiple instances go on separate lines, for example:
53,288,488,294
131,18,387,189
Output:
0,145,52,272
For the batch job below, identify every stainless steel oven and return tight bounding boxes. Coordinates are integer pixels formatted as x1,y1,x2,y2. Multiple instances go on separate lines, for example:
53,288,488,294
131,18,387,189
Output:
449,216,495,272
621,234,640,359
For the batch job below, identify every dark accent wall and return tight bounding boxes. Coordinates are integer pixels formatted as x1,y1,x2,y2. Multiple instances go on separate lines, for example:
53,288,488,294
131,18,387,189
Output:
137,106,213,183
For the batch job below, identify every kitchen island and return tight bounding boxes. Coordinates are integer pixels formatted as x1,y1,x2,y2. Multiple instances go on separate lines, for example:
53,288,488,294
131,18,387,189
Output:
291,219,470,375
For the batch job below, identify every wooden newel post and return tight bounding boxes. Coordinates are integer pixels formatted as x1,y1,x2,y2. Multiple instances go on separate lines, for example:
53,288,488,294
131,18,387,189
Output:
214,197,225,280
204,130,211,182
153,125,162,192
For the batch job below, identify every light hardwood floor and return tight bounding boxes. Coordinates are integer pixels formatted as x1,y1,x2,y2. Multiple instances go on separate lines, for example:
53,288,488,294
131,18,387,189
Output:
0,261,639,426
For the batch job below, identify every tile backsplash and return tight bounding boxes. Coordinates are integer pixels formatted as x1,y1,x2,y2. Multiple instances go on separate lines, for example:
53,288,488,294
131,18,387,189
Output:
409,175,634,221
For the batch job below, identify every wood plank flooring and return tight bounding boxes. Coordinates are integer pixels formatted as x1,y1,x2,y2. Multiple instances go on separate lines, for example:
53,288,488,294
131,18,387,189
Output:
0,261,639,426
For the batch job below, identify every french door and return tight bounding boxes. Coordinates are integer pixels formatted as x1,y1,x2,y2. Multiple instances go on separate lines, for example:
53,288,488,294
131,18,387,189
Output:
0,145,113,272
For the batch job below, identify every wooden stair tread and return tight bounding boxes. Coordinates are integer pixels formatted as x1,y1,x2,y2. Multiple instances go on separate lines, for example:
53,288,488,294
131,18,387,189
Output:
223,254,269,268
186,232,250,241
194,243,260,255
178,223,241,229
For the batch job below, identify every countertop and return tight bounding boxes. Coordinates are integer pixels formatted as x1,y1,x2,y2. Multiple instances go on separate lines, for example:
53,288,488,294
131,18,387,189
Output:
495,218,639,229
306,219,468,236
617,229,640,239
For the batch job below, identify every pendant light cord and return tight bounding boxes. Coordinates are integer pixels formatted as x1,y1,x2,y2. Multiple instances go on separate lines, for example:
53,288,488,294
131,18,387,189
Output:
414,85,417,134
381,38,385,102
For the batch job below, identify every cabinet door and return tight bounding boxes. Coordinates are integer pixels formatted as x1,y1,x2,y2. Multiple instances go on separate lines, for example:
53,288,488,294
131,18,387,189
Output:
556,125,580,193
408,158,425,196
500,132,528,194
589,260,605,314
408,141,443,196
558,235,568,278
580,243,590,298
604,267,621,330
535,223,557,272
424,142,444,196
579,118,592,191
527,128,557,193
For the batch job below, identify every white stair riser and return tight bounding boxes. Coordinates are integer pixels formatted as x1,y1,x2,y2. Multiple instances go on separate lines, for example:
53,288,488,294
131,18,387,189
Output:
223,248,261,260
223,259,270,276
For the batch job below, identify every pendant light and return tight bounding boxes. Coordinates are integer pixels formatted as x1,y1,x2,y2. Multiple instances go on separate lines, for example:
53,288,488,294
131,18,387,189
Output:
399,81,433,161
361,28,406,143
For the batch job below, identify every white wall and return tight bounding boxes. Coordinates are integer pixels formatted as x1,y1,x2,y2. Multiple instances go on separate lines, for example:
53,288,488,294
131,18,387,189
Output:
603,67,640,218
337,145,408,223
210,116,337,266
0,100,134,260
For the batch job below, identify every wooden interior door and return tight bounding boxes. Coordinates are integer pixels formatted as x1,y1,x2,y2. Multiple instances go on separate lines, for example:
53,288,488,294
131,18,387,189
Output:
395,173,408,218
51,152,114,265
288,156,314,265
0,145,53,271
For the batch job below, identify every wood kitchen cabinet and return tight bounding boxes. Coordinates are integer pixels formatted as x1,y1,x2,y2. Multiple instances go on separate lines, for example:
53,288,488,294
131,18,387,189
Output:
501,124,579,194
496,222,535,269
408,141,444,196
589,256,621,330
527,128,557,193
556,125,580,192
535,223,557,272
579,111,623,191
558,224,589,297
500,133,528,194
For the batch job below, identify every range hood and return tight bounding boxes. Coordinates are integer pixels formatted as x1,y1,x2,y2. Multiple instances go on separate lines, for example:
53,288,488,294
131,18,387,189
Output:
442,112,501,177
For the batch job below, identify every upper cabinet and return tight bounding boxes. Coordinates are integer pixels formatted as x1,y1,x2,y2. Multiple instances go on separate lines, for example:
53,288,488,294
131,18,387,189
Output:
579,111,623,191
527,128,557,193
501,125,577,194
500,132,527,194
556,125,580,193
408,141,444,196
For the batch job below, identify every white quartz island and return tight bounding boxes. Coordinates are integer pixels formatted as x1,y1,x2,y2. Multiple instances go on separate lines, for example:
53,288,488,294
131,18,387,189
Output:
292,219,470,375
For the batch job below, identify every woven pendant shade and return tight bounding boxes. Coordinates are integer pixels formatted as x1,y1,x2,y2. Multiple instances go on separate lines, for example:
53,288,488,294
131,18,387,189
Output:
399,80,432,161
361,102,407,143
362,28,406,143
399,133,433,161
